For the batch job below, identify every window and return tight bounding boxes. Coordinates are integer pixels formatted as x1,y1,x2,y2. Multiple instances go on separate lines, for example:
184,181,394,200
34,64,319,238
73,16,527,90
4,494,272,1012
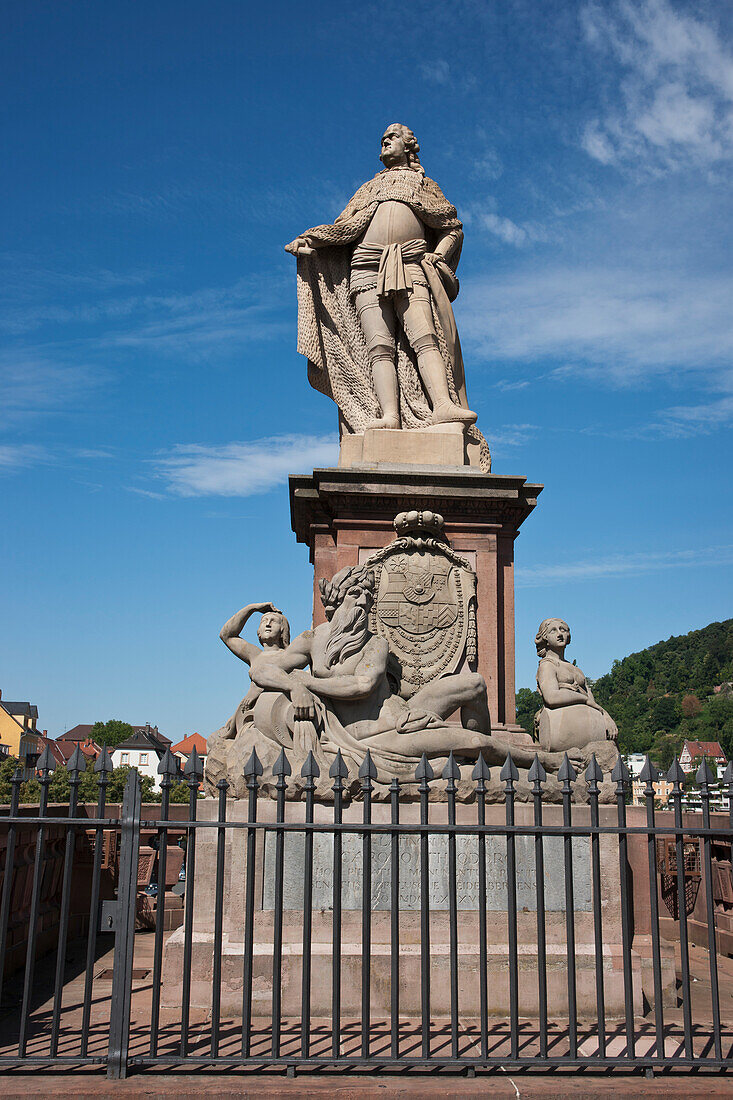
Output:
121,753,129,765
140,753,148,765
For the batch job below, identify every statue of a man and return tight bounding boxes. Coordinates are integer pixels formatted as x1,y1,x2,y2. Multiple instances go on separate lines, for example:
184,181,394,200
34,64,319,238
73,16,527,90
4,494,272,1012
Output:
286,125,489,465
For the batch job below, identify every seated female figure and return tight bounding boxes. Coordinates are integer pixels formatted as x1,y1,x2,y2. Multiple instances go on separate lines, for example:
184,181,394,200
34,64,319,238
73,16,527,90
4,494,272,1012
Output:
534,618,618,754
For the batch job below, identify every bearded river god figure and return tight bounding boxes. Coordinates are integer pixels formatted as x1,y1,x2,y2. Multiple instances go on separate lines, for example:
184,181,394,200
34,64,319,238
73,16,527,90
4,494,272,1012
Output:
534,618,619,759
285,124,491,471
206,515,584,799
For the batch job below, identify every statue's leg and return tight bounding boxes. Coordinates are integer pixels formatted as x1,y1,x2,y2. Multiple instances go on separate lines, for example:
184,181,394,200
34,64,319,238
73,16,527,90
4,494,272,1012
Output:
398,288,476,425
411,673,490,733
361,724,505,762
354,290,400,429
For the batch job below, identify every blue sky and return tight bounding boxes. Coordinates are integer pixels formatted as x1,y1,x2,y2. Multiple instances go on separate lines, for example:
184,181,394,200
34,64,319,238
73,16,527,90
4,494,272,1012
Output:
2,0,731,740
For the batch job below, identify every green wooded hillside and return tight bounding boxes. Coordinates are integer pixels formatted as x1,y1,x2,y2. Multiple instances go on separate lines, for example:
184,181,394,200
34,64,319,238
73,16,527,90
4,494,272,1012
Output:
516,618,733,767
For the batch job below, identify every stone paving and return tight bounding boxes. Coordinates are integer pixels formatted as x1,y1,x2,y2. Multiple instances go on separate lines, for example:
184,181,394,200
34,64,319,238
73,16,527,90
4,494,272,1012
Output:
2,929,733,1094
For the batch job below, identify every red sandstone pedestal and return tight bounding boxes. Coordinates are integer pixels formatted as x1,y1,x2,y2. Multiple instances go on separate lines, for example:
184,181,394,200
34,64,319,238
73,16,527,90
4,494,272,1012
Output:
289,466,541,734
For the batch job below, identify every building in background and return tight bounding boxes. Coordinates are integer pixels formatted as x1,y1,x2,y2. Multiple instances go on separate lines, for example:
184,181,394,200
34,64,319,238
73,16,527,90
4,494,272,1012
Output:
0,690,39,758
109,724,172,790
171,732,208,769
630,765,674,808
679,739,727,775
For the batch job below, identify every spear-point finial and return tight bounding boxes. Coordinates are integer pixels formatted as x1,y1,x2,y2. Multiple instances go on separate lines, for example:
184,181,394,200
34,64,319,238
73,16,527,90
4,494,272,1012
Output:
329,750,348,780
67,745,86,776
37,745,57,774
500,753,519,784
442,751,460,782
612,756,630,788
301,750,320,779
666,757,685,786
243,748,264,778
358,750,377,781
696,757,715,788
639,755,655,787
528,753,547,788
184,746,204,780
558,753,577,786
471,753,490,783
584,754,603,788
95,746,114,774
415,754,434,783
272,749,291,778
158,747,179,777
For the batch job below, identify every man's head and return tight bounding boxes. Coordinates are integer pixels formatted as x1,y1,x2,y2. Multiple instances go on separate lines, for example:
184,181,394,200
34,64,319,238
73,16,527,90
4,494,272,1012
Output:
380,124,421,170
257,611,290,649
319,566,375,669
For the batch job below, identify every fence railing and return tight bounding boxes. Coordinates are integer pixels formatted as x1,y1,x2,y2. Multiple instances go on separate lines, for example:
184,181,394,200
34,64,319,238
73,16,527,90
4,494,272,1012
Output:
1,743,733,1079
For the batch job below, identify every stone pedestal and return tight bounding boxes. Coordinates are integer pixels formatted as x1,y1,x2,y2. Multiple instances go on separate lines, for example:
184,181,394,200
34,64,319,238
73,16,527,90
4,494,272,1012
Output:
289,466,541,732
163,798,675,1019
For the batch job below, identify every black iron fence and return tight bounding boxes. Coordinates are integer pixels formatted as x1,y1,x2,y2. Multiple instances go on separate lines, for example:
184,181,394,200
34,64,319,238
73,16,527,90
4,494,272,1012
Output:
1,743,733,1079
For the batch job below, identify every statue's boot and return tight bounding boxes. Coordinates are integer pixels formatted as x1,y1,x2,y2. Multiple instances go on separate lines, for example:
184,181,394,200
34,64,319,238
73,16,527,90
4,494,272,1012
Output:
364,357,400,430
418,350,477,425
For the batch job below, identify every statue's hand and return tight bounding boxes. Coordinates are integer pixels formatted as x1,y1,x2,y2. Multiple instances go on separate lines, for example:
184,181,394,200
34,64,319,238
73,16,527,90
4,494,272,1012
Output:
423,252,443,266
255,600,279,613
291,683,317,722
292,236,315,256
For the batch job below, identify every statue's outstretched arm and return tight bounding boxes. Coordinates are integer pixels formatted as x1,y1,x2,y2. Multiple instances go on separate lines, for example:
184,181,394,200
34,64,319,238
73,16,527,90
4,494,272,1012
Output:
300,639,388,701
219,601,277,665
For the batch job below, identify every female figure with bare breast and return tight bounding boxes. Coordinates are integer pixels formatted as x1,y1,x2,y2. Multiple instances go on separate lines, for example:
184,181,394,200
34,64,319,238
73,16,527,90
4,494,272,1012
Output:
534,618,618,754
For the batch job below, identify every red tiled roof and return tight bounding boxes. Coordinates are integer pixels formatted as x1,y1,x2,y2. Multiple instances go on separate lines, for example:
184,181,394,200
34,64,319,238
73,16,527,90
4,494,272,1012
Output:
56,739,101,762
171,732,208,756
683,740,726,761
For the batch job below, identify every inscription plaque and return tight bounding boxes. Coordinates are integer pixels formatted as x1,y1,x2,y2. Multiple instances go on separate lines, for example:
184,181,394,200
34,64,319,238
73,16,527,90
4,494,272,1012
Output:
262,833,591,912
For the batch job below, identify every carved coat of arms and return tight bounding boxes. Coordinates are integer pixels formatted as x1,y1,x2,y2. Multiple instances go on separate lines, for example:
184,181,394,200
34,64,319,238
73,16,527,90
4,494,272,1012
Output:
364,513,477,698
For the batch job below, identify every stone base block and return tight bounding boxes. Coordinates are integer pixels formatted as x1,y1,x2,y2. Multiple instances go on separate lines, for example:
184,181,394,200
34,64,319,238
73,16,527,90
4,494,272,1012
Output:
163,928,644,1020
339,423,479,469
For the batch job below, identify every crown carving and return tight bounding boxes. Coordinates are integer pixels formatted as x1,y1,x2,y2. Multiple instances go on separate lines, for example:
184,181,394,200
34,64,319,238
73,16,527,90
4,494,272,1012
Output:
393,510,445,538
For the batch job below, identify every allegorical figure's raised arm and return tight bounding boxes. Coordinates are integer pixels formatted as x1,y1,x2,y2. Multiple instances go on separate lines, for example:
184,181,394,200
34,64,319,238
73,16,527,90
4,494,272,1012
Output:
219,601,278,665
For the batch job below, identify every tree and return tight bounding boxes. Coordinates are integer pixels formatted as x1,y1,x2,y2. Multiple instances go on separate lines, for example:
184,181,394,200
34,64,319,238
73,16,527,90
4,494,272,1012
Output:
681,694,702,718
91,720,135,747
515,688,542,736
0,756,20,803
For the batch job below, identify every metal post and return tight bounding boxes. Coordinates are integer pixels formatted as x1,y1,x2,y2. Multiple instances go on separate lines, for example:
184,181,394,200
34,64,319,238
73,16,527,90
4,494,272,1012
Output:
107,769,142,1080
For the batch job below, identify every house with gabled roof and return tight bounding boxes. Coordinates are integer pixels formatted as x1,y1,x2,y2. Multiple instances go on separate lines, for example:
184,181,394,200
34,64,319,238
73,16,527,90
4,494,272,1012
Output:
109,724,171,790
0,689,40,758
679,739,727,775
171,732,208,767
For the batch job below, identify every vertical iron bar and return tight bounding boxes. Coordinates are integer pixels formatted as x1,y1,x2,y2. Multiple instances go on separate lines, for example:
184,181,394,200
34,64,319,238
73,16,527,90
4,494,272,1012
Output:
80,759,110,1058
211,778,229,1057
586,756,606,1059
106,770,142,1080
271,752,289,1059
473,758,489,1062
242,751,262,1057
359,753,375,1060
330,754,346,1059
417,755,433,1060
0,768,22,1014
50,756,83,1056
179,762,201,1058
18,762,53,1057
560,757,577,1060
642,758,664,1060
149,760,173,1057
698,762,722,1060
529,756,548,1060
613,758,635,1059
390,776,400,1061
444,754,460,1059
300,753,318,1059
502,756,519,1060
669,761,693,1058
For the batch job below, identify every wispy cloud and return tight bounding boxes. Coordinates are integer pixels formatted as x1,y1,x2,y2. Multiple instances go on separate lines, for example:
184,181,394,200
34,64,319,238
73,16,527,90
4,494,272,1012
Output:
0,353,100,425
0,443,50,472
518,544,733,587
581,0,733,173
153,434,339,497
460,265,733,386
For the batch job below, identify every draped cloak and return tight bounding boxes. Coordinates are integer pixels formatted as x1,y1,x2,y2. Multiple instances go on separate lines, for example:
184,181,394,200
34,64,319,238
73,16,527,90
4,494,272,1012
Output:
285,167,491,470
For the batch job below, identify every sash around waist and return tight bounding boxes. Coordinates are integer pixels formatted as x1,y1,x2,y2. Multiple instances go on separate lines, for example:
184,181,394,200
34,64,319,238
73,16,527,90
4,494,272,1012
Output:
352,239,427,297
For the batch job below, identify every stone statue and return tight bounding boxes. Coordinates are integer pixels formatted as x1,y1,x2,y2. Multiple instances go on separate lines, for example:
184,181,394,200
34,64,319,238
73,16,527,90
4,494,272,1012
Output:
206,562,583,797
285,123,490,469
534,618,619,755
216,601,294,741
